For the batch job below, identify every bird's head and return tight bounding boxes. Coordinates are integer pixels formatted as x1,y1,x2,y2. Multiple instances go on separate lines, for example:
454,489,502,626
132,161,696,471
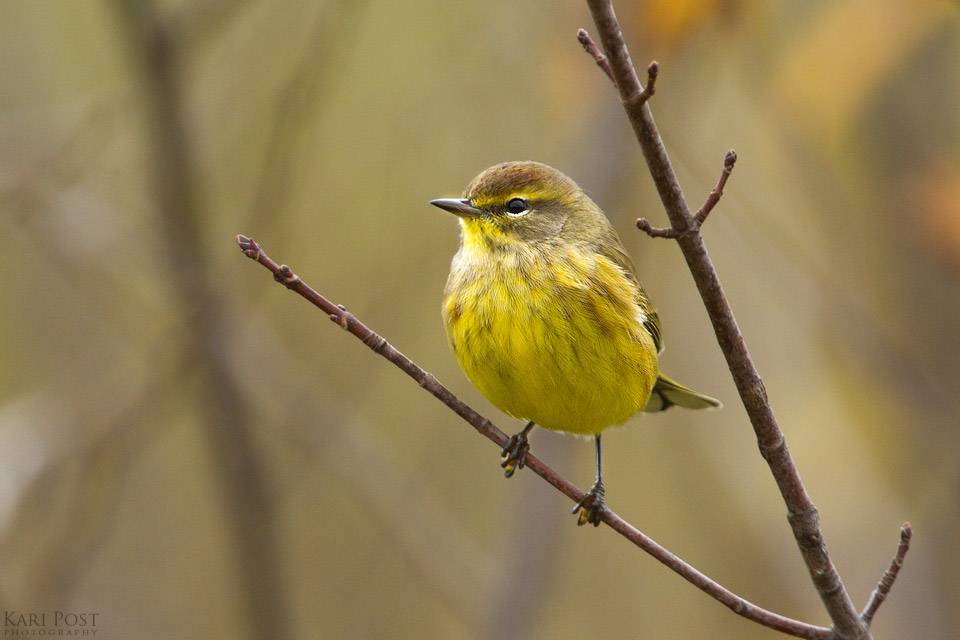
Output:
431,161,600,249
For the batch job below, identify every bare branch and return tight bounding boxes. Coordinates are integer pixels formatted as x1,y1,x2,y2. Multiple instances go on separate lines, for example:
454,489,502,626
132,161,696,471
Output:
695,150,737,226
578,28,658,107
638,151,736,239
636,217,679,238
861,523,913,627
638,61,658,104
236,234,833,640
582,1,909,638
577,28,614,82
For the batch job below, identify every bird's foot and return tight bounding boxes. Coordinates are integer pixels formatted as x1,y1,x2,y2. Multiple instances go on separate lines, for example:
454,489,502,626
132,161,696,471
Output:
572,479,606,527
500,430,531,478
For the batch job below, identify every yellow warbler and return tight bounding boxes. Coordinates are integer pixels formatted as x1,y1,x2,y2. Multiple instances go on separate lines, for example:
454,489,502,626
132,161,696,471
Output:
432,161,719,526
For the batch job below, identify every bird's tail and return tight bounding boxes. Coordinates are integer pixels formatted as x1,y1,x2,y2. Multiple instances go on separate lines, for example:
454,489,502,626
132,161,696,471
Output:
644,373,722,412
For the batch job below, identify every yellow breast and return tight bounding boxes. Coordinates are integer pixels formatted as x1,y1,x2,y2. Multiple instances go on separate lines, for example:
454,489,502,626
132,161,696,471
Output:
442,235,658,435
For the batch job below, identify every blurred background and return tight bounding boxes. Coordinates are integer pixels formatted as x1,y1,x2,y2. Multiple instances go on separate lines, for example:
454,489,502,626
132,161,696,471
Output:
1,0,958,638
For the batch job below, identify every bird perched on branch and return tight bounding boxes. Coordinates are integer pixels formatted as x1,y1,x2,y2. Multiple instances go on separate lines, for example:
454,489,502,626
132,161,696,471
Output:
431,161,720,526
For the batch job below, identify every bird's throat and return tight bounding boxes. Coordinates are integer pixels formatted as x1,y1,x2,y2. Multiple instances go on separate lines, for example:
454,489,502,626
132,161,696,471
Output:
459,217,518,254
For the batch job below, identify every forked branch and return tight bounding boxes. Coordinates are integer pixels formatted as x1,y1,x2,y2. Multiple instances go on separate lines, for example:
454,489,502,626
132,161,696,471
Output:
580,0,910,637
636,150,737,239
236,234,833,640
578,29,658,108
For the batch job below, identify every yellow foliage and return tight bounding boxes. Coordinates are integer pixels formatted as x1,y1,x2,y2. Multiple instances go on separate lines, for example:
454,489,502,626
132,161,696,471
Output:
774,0,952,141
641,0,719,47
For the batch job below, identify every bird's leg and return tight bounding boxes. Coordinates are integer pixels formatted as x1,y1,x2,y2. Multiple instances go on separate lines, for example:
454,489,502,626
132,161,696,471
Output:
500,421,535,478
572,434,606,527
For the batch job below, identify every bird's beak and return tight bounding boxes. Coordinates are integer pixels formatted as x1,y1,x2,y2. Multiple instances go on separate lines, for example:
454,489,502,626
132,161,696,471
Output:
430,198,485,219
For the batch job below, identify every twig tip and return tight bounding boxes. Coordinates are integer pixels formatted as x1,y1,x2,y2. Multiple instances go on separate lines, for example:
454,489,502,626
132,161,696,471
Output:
900,522,912,541
576,27,615,83
724,150,738,168
236,234,261,259
636,217,679,239
861,519,914,626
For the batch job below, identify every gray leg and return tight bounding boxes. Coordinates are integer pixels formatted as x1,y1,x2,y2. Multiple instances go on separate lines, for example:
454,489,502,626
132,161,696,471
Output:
572,434,606,527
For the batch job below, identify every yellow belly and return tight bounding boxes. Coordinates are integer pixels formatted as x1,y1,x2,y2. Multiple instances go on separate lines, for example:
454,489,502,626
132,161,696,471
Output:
443,243,658,435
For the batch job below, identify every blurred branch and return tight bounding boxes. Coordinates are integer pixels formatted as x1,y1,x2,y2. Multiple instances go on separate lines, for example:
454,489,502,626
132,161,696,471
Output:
112,3,292,640
861,523,913,627
246,1,371,234
235,234,833,640
580,2,910,638
2,342,193,598
230,313,498,628
167,0,250,49
2,383,169,604
482,435,566,639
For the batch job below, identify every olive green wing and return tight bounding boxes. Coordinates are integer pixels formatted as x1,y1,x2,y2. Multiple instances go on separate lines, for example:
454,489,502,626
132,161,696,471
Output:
635,285,663,354
589,222,721,412
592,230,664,354
590,228,722,412
644,372,722,411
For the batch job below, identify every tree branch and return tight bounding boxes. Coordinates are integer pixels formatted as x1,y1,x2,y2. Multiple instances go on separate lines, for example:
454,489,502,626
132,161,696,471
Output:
577,28,657,105
636,217,680,239
581,2,909,638
695,149,737,226
577,28,614,82
636,149,737,239
861,523,912,627
236,234,833,640
113,3,292,639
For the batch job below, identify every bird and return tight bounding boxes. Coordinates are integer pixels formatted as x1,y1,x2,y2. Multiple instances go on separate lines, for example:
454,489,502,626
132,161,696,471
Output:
431,161,720,526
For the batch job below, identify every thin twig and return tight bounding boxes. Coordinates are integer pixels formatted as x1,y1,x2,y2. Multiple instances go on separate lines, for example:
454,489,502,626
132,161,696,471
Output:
577,28,658,106
577,28,614,82
636,217,679,238
581,3,908,638
639,61,658,104
236,234,833,640
695,149,737,225
861,523,912,627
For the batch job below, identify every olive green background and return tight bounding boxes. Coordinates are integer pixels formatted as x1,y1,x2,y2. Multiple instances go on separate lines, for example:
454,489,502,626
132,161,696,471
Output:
1,1,957,638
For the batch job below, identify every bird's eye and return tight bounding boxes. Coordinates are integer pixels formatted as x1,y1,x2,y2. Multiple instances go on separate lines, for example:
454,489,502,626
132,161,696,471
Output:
505,198,528,216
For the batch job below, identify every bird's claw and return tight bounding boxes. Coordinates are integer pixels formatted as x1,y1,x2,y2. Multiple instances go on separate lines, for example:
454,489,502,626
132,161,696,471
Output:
572,480,606,527
500,431,530,478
